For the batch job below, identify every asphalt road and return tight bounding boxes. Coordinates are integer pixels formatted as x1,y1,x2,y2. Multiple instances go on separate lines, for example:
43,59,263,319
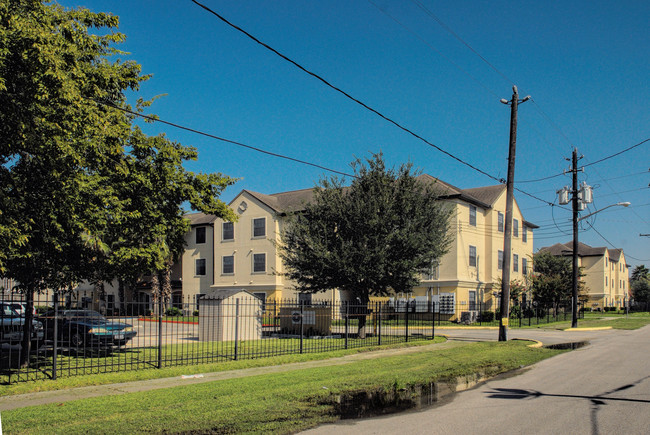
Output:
303,326,650,435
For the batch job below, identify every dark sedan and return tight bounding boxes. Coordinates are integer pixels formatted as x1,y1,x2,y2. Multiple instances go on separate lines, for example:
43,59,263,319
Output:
39,309,136,348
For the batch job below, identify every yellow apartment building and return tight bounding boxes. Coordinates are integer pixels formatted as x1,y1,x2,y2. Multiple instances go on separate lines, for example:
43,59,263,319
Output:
179,175,537,315
538,242,630,310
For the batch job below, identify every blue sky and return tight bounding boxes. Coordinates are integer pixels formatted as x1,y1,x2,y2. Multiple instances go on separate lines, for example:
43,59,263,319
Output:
59,0,649,269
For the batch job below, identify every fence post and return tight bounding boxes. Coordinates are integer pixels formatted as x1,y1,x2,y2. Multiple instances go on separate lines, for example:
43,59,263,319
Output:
344,302,349,349
52,291,58,380
405,302,409,343
378,302,382,346
234,298,240,361
299,302,304,354
431,300,435,339
158,292,163,369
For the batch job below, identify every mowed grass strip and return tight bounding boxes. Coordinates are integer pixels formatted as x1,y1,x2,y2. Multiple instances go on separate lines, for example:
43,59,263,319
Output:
0,338,443,396
3,341,564,434
524,311,650,330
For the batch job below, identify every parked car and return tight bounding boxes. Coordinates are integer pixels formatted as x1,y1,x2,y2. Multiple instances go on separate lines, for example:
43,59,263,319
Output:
0,301,36,316
38,309,137,348
0,303,44,346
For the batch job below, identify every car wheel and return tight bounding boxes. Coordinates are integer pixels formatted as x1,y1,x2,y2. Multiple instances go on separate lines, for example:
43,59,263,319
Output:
70,332,85,348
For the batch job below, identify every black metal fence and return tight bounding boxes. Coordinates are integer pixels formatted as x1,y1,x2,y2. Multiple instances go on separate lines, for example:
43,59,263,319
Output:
1,293,438,385
0,291,596,384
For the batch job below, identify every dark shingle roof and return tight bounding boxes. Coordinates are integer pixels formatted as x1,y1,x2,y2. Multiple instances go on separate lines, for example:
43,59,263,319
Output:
186,212,218,226
539,242,609,257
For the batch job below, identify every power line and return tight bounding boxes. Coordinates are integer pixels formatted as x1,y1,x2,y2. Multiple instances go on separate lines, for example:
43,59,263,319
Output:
87,98,356,178
368,0,501,99
410,0,514,86
583,138,650,168
191,0,501,184
585,221,650,262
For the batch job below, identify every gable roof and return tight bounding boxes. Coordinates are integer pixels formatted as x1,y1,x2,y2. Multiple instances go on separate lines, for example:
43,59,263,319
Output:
539,241,610,257
186,212,218,226
218,175,535,226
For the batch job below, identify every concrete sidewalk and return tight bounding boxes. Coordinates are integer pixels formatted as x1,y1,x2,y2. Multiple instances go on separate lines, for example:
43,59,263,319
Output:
0,327,613,412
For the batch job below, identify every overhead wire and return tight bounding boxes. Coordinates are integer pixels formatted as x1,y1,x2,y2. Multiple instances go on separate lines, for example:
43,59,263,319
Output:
86,97,356,179
190,0,505,184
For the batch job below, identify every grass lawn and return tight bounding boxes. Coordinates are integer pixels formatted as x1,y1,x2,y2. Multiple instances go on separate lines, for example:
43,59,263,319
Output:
0,338,444,396
521,311,650,330
1,340,565,434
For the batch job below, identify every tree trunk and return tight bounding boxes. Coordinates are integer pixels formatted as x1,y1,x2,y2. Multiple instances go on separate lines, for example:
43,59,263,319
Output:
20,288,35,368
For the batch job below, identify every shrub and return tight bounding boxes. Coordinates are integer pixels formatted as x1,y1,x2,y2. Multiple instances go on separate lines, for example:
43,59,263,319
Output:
165,307,182,317
35,305,50,315
480,311,495,322
192,310,199,317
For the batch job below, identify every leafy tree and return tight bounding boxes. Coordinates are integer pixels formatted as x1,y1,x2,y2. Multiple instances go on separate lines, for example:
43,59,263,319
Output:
278,154,453,338
630,265,649,283
631,278,650,304
531,251,587,309
0,1,235,365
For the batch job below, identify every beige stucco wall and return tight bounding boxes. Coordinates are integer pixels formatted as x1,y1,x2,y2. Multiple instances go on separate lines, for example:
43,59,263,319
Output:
181,223,215,302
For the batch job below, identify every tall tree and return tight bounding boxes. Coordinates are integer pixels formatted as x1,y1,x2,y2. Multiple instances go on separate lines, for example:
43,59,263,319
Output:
0,1,236,365
278,154,453,338
531,251,587,309
630,265,649,283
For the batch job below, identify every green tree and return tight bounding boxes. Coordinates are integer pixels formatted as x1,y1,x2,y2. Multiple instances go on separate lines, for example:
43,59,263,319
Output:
631,278,650,304
0,1,235,365
630,265,649,283
278,154,453,338
531,251,587,310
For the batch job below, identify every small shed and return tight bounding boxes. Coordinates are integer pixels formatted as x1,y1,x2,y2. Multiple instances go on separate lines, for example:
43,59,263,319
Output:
198,290,263,342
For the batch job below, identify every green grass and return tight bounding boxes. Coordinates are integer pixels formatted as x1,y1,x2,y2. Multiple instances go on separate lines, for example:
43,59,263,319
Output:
0,338,443,396
521,311,650,330
1,340,564,434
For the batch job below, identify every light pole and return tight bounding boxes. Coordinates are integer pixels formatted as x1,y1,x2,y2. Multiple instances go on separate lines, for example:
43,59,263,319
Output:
498,86,530,341
570,201,630,327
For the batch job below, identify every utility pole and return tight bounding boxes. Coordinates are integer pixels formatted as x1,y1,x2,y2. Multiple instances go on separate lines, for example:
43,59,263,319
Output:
499,86,530,341
571,148,580,328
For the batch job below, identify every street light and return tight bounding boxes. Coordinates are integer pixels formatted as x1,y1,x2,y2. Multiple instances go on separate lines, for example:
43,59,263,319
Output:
571,201,630,327
577,202,630,222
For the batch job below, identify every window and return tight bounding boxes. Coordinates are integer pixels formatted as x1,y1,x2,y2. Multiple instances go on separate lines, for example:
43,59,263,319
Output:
522,258,528,274
522,226,527,243
469,290,477,311
498,212,504,232
605,278,608,287
469,205,477,226
253,218,266,238
605,258,608,267
195,259,206,276
513,254,519,272
513,219,519,237
253,253,266,273
222,222,234,241
222,255,234,275
498,250,504,270
195,227,206,244
469,245,477,267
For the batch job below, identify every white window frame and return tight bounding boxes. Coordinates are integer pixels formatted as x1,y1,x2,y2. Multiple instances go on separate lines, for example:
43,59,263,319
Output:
222,222,234,241
522,226,527,243
513,254,519,272
469,245,477,267
252,217,266,238
195,259,206,276
195,226,206,244
498,212,504,233
252,252,266,273
222,255,234,275
498,250,504,270
522,258,528,275
513,219,519,238
469,205,477,227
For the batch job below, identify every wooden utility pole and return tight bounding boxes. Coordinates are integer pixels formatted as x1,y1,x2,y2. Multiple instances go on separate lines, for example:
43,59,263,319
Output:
498,86,530,341
571,148,580,328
